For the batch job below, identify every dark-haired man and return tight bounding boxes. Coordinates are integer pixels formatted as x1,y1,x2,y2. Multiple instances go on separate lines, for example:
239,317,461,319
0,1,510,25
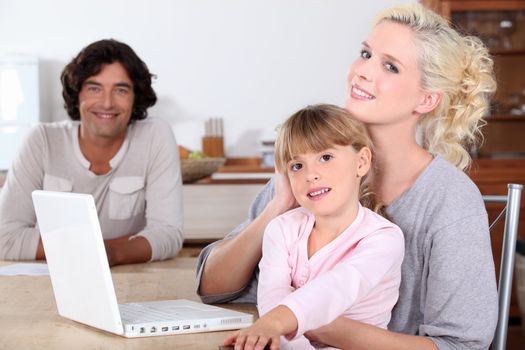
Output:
0,39,183,265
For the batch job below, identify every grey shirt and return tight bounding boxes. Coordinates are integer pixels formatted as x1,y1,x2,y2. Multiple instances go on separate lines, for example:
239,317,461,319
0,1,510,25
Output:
196,155,498,350
0,118,184,261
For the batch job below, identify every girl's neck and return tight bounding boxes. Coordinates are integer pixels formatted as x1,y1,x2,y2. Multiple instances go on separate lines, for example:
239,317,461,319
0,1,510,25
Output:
307,201,359,259
368,125,433,205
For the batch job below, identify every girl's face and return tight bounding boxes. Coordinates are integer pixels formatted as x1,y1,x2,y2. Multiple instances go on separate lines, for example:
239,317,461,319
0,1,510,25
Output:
345,21,427,127
287,145,370,220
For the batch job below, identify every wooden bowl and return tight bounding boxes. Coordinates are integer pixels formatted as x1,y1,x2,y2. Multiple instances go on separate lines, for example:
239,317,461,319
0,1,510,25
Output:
181,158,226,183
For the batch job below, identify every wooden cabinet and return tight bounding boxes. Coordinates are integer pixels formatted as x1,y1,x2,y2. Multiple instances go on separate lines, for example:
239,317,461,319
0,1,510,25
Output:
182,184,264,242
422,0,525,319
422,0,525,156
422,1,525,320
468,159,525,319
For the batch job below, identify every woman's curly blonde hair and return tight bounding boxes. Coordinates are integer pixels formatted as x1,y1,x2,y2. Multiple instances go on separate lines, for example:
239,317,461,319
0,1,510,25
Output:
376,3,497,170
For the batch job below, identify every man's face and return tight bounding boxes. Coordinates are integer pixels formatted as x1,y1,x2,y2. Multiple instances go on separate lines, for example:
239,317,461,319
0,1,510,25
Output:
78,62,134,143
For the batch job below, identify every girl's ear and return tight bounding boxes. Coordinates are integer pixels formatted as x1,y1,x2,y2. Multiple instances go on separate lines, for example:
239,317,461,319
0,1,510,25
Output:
357,147,372,178
414,91,441,114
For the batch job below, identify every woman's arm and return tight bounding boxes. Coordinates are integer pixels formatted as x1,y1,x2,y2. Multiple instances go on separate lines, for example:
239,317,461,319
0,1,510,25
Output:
198,173,296,298
307,213,497,350
305,317,438,350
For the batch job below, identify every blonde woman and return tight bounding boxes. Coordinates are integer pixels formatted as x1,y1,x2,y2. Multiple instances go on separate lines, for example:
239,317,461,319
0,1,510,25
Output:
197,4,497,350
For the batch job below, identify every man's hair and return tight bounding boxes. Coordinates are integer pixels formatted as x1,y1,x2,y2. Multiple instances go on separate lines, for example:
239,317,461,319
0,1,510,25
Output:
60,39,157,121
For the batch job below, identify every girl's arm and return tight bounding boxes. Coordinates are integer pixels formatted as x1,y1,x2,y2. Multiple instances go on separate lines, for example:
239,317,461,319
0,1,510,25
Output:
223,213,298,349
305,317,438,350
279,227,404,339
256,217,297,315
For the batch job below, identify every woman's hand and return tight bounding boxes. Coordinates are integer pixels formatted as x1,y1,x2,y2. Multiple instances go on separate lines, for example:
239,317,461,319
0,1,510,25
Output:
268,170,297,216
304,316,346,345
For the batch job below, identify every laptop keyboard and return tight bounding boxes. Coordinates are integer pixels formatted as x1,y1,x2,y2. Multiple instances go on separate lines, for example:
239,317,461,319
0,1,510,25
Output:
119,303,182,323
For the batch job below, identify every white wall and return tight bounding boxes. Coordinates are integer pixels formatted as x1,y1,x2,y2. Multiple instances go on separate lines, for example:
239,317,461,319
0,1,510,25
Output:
0,0,413,157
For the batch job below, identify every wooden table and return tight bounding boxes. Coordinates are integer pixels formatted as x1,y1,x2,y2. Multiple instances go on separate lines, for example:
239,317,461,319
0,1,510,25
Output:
0,257,257,349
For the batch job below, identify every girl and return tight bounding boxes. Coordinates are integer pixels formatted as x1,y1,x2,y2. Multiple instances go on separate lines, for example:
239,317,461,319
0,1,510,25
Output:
225,104,404,350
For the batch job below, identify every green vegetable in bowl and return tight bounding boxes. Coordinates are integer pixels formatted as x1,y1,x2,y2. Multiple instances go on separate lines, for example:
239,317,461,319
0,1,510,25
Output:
188,151,206,160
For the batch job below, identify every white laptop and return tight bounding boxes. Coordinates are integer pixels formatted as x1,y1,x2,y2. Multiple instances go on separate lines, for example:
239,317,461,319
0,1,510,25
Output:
32,190,253,338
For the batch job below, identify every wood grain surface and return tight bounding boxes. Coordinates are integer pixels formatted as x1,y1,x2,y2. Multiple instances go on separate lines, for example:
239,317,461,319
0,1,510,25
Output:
0,257,256,350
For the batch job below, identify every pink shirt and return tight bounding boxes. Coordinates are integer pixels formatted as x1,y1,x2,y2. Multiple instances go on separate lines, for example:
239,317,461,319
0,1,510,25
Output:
257,205,404,340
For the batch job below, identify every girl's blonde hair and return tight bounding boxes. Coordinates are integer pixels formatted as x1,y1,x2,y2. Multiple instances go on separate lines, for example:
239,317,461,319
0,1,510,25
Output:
274,104,382,213
376,3,496,170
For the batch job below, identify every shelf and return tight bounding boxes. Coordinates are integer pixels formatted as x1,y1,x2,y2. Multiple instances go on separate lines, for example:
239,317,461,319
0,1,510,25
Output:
485,114,525,121
491,48,525,56
448,1,525,13
194,165,274,184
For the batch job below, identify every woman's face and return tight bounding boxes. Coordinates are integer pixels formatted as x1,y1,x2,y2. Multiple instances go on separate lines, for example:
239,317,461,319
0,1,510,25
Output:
346,21,426,127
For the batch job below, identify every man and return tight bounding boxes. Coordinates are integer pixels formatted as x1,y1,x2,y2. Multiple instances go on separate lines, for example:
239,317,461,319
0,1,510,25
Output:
0,39,183,265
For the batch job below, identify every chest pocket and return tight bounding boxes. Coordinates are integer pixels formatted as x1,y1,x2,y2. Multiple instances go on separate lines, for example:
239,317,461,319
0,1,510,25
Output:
109,176,145,220
43,174,73,192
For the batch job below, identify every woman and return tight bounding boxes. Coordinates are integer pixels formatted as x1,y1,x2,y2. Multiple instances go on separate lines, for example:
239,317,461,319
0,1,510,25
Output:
197,3,497,350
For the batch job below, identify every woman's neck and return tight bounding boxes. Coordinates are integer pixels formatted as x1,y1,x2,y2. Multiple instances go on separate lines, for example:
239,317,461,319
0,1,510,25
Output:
368,125,433,205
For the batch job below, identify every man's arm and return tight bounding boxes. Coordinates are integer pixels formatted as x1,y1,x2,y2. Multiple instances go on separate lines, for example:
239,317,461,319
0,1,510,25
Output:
0,126,45,260
305,317,438,350
198,173,296,298
104,235,151,266
35,231,152,266
35,239,45,260
129,119,184,262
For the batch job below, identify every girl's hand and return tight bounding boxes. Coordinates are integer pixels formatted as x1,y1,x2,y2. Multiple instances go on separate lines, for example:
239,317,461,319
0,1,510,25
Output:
223,319,280,350
223,306,297,350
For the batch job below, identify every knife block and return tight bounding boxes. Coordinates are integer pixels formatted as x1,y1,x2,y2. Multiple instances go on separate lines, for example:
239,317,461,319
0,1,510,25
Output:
202,136,224,158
